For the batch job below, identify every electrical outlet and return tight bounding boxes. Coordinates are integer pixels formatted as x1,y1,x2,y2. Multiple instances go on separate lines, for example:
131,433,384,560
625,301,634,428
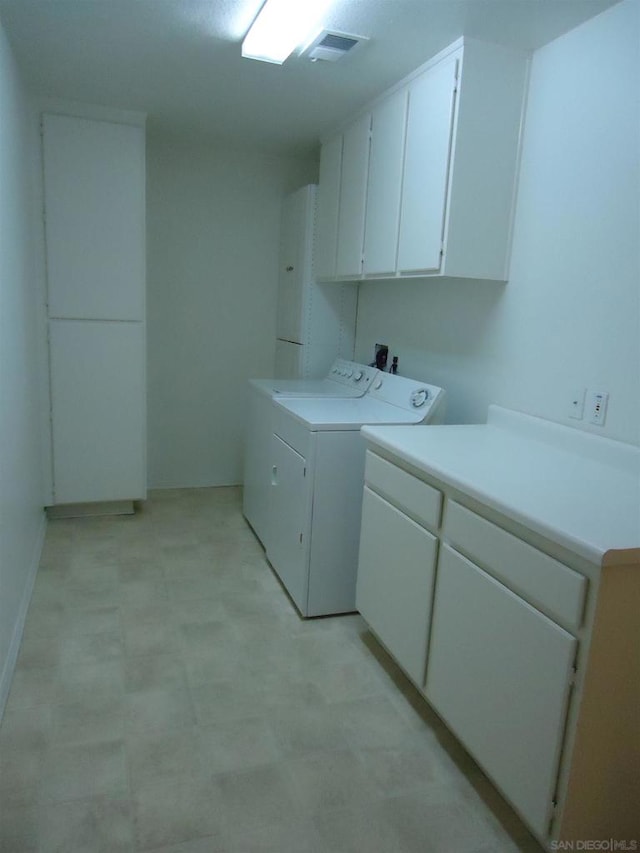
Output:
569,388,586,420
588,390,609,426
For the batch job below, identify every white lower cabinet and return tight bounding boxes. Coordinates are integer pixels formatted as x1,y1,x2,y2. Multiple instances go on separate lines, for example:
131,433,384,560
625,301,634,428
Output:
355,448,601,846
357,486,438,686
425,544,576,838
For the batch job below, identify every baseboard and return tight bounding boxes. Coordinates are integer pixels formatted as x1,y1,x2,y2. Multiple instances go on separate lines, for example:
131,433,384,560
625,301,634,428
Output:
46,500,134,519
0,511,47,721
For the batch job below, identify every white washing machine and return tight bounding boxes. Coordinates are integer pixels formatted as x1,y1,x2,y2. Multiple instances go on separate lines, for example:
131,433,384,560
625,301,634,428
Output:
267,373,446,617
243,359,378,545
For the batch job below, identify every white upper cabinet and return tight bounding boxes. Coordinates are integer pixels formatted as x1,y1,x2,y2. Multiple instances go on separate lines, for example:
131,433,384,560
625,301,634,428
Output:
42,114,145,320
363,88,408,276
335,112,371,279
437,40,530,280
316,37,529,283
397,55,458,275
315,135,342,280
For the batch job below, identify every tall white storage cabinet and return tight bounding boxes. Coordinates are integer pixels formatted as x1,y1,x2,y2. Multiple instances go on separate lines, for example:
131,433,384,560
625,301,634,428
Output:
42,112,146,508
274,185,356,380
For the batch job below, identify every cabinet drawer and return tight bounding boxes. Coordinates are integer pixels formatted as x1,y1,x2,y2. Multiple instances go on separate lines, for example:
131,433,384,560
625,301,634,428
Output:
364,451,442,532
444,501,587,631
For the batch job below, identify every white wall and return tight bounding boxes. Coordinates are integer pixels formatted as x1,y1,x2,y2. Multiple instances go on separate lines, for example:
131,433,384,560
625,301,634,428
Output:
146,132,317,488
0,18,47,716
355,0,640,445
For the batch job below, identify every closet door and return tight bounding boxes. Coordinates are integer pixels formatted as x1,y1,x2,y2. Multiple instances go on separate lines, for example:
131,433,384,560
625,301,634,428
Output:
42,114,145,321
49,320,146,504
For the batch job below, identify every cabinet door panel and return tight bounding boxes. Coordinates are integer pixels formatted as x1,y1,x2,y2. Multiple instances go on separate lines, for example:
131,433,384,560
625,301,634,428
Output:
49,320,145,503
363,89,408,276
43,114,145,321
267,435,309,613
357,487,438,685
335,114,371,279
426,545,576,837
316,135,342,280
276,188,307,344
397,58,458,274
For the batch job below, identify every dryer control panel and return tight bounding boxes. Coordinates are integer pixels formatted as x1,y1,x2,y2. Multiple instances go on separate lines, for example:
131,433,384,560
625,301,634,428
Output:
369,373,446,423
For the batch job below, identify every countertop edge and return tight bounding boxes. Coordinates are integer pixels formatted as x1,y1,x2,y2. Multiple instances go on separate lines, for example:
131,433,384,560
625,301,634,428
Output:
360,425,639,567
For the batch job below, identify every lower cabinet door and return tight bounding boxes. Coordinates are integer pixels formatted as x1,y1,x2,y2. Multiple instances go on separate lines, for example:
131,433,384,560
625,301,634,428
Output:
356,487,438,686
267,434,309,614
425,545,577,837
49,319,145,504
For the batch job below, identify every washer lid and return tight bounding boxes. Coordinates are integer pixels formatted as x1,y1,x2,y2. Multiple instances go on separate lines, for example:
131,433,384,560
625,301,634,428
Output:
273,395,430,431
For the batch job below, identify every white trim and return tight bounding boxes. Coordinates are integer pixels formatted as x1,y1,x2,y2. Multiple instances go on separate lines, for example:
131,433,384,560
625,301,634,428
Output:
0,512,47,721
38,97,146,128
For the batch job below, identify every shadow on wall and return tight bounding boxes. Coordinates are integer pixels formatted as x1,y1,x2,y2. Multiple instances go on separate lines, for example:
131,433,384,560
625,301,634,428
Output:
355,276,508,425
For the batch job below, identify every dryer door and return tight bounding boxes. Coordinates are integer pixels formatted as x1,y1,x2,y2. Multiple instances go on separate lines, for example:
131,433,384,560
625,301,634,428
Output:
267,435,310,614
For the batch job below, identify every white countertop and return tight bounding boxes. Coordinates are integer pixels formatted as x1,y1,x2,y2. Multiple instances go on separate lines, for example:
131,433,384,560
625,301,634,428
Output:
361,406,640,566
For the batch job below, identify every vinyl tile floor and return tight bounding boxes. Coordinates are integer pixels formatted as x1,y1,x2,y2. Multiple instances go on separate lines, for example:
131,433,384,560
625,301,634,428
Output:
0,487,545,853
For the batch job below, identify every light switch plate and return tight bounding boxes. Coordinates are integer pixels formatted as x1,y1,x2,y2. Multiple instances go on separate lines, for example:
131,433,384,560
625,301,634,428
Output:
589,390,609,426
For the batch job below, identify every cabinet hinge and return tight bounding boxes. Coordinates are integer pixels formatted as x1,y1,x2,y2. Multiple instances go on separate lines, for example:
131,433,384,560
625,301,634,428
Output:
547,798,559,837
569,662,578,687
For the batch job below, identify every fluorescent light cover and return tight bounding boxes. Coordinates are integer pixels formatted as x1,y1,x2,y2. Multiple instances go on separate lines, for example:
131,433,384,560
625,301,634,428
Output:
242,0,330,64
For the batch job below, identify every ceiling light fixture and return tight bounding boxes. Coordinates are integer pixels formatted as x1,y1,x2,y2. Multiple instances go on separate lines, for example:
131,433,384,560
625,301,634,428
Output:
242,0,332,65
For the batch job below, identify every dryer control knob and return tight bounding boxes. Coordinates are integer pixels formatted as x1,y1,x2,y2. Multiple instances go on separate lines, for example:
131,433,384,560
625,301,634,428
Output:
373,378,383,390
410,388,429,408
354,371,364,382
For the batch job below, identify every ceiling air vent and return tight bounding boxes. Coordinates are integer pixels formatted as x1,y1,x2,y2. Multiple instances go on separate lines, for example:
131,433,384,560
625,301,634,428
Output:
303,30,368,62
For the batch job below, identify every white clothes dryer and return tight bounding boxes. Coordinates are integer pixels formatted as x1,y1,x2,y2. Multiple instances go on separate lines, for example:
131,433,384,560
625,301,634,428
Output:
243,359,378,545
267,373,445,617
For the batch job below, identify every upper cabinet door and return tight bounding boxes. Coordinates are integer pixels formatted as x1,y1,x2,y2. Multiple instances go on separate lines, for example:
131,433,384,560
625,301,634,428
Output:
363,88,408,277
335,113,371,279
315,135,342,280
276,187,308,344
397,57,458,275
42,114,145,321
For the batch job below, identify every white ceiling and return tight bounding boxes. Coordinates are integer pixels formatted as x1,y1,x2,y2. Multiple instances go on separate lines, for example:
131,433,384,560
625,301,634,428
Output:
0,0,619,157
